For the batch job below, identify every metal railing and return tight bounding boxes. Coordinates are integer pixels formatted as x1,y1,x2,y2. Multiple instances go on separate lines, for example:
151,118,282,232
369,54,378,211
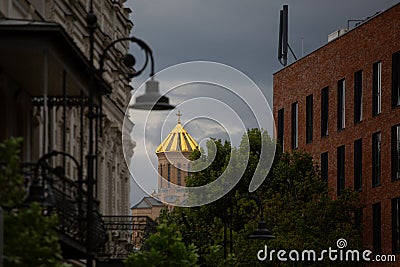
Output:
21,162,106,256
98,215,157,260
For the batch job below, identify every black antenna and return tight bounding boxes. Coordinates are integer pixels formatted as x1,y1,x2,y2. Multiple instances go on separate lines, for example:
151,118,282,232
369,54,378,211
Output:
278,9,283,62
278,5,297,66
282,5,288,66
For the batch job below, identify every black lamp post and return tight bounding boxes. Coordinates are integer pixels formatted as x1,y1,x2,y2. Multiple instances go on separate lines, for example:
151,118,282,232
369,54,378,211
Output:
223,194,274,259
25,150,83,210
25,151,60,209
97,36,175,111
85,2,174,266
242,195,275,240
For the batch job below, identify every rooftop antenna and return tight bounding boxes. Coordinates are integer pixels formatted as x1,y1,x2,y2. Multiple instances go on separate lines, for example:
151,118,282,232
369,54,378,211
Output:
278,5,298,66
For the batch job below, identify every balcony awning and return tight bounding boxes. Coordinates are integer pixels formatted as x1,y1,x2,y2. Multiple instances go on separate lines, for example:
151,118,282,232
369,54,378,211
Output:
0,19,111,102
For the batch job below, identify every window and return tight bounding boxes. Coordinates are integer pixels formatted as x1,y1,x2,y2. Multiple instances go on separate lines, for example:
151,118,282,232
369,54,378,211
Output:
354,139,362,191
306,94,313,143
291,102,298,149
392,50,400,107
354,70,363,123
373,202,382,255
392,124,400,181
167,163,171,188
372,132,381,187
392,197,400,253
337,79,346,130
373,61,382,115
337,145,345,196
177,163,181,186
321,87,329,137
355,208,363,231
278,108,284,149
321,152,328,182
159,164,163,188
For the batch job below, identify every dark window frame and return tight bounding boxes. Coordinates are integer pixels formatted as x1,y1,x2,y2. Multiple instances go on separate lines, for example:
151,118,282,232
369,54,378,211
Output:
392,50,400,107
373,202,382,255
373,61,382,116
392,124,400,181
160,164,163,188
177,163,181,186
392,197,400,253
354,139,362,191
278,108,284,149
372,132,381,187
291,102,298,149
321,152,328,182
306,94,313,144
338,79,346,130
355,208,363,232
337,145,345,196
321,87,329,137
354,70,363,124
167,163,171,187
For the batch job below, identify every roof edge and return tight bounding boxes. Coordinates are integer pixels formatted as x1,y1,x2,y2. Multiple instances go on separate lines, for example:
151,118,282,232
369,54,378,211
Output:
273,1,400,76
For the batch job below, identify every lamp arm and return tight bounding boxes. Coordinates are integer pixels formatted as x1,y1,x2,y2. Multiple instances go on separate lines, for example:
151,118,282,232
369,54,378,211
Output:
129,36,155,77
34,150,82,182
98,36,154,78
34,151,58,181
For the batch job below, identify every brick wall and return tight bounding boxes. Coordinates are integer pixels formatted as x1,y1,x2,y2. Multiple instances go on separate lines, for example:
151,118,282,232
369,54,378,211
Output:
273,3,400,261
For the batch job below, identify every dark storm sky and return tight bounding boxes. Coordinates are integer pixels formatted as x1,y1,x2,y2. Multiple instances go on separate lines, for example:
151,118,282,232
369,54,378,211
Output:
125,0,400,206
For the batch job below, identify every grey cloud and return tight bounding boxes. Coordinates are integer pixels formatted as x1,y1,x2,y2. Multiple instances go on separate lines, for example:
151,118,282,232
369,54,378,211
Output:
126,0,399,205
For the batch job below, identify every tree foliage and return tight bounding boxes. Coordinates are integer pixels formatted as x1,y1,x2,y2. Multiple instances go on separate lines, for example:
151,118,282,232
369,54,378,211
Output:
125,223,199,267
262,151,362,266
0,138,25,207
158,129,362,266
0,138,68,267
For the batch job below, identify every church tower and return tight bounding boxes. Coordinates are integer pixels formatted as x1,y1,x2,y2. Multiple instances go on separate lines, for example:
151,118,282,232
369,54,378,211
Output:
155,111,198,195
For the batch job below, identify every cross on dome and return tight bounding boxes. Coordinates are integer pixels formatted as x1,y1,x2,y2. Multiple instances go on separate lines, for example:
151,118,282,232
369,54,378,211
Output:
176,110,182,124
156,110,198,154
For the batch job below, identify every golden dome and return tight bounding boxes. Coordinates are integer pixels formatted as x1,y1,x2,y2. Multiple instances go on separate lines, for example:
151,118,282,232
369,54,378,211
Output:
156,112,198,154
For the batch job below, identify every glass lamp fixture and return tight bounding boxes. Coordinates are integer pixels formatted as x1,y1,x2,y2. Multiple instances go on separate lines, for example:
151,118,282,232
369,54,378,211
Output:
130,79,175,110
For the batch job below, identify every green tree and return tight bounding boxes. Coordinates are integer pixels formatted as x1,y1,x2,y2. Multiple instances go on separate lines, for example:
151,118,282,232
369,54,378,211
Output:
0,138,25,207
160,129,362,266
125,223,199,267
0,138,68,267
261,151,362,266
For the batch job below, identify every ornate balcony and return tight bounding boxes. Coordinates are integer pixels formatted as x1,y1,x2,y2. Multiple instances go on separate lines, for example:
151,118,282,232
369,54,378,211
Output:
21,162,106,259
98,215,157,263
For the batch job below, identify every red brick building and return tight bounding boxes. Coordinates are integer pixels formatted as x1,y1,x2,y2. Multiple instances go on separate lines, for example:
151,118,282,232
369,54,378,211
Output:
273,2,400,260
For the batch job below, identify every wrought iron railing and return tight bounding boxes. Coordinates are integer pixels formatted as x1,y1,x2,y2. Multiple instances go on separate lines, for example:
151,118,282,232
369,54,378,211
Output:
98,216,157,260
21,162,106,255
20,162,159,262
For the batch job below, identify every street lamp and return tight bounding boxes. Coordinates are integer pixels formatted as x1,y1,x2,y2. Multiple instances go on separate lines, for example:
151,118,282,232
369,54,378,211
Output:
248,221,275,240
223,194,275,258
131,78,175,110
99,36,175,110
85,2,173,266
24,151,60,209
243,195,275,240
25,150,83,210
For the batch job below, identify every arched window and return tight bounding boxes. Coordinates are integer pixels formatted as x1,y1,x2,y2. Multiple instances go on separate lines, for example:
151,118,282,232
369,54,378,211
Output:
177,163,181,186
159,164,163,188
167,163,171,188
